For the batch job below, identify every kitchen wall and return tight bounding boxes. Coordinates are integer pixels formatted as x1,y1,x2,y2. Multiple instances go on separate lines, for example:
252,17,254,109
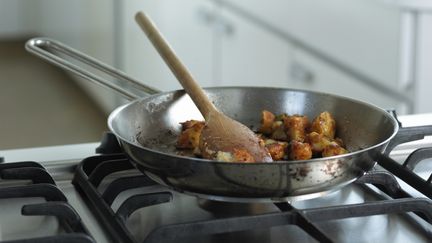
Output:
0,0,26,37
1,0,432,114
0,0,120,113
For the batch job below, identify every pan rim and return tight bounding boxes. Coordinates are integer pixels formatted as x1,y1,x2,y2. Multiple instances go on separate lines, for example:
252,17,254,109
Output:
108,86,399,165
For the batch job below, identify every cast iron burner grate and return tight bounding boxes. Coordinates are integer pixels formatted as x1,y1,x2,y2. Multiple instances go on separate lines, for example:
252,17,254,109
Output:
379,110,432,199
72,126,432,243
0,162,94,243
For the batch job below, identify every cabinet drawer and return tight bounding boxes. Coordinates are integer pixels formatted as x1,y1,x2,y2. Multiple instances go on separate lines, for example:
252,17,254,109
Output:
220,0,402,89
289,49,407,112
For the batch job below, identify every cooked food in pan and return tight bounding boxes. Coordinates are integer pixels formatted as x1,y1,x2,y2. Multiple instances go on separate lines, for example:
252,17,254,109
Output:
176,111,348,162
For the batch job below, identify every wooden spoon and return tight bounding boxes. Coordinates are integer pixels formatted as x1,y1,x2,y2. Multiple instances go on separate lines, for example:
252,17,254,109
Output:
135,12,272,162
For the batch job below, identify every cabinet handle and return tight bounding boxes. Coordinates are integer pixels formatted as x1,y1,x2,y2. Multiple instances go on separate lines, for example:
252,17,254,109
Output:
214,17,235,36
196,6,214,25
196,7,235,36
290,62,315,83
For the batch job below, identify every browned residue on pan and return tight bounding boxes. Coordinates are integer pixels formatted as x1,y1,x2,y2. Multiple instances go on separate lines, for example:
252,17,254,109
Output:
298,165,312,177
337,159,345,169
324,161,336,177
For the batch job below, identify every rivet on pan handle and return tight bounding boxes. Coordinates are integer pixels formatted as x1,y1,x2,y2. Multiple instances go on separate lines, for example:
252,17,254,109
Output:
25,37,161,100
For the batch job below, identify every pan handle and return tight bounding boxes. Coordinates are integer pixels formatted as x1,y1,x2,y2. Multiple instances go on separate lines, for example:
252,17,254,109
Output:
25,37,161,100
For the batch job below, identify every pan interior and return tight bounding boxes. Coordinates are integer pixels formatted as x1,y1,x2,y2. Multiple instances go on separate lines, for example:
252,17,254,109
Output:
108,87,397,159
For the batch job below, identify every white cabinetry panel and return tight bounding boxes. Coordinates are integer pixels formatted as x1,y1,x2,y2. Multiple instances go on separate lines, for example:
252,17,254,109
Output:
121,0,215,92
290,49,405,111
414,13,432,113
222,0,402,88
219,8,292,88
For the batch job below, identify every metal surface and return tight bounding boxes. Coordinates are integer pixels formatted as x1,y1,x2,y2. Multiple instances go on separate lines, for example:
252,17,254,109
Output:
26,38,399,202
71,150,432,243
111,88,398,201
25,38,160,100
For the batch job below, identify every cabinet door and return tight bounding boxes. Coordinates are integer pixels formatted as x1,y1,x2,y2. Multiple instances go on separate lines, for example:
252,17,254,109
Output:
218,8,292,87
223,0,401,89
121,0,215,92
289,49,408,112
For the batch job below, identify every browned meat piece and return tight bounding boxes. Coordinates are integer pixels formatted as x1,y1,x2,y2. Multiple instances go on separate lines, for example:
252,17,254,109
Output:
264,139,288,161
322,142,348,157
180,120,204,130
310,111,336,139
333,137,344,147
176,111,348,162
289,141,312,160
275,113,289,121
283,115,309,142
215,151,235,162
215,148,255,162
176,120,205,149
271,121,288,141
232,148,256,162
306,131,332,154
258,110,276,135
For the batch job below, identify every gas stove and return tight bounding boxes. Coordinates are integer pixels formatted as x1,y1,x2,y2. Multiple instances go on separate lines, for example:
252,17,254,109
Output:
0,113,431,243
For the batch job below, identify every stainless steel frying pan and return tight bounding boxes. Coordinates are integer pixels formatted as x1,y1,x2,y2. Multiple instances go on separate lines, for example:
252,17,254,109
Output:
26,38,398,202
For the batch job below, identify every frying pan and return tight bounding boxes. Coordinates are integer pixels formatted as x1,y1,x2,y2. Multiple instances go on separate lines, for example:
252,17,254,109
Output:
26,38,398,202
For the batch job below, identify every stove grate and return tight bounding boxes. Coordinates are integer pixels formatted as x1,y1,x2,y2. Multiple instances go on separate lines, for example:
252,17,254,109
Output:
73,154,432,243
355,171,431,223
73,153,337,243
73,154,172,243
71,130,432,243
378,155,432,199
380,113,432,199
0,162,94,243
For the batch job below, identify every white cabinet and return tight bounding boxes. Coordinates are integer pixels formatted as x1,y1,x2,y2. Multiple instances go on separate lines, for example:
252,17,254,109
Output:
121,0,215,92
223,0,402,89
207,1,405,111
218,8,292,88
289,49,405,110
113,0,426,113
212,0,414,113
10,0,428,113
413,13,432,113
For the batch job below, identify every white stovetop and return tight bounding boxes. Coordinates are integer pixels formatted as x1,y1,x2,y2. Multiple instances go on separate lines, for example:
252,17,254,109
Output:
0,142,99,163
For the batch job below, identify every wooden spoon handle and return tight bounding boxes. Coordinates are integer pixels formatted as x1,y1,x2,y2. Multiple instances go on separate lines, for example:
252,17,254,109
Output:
135,11,217,118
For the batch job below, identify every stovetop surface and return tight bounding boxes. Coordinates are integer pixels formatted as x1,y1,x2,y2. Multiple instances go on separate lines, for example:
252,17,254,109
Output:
67,164,432,243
